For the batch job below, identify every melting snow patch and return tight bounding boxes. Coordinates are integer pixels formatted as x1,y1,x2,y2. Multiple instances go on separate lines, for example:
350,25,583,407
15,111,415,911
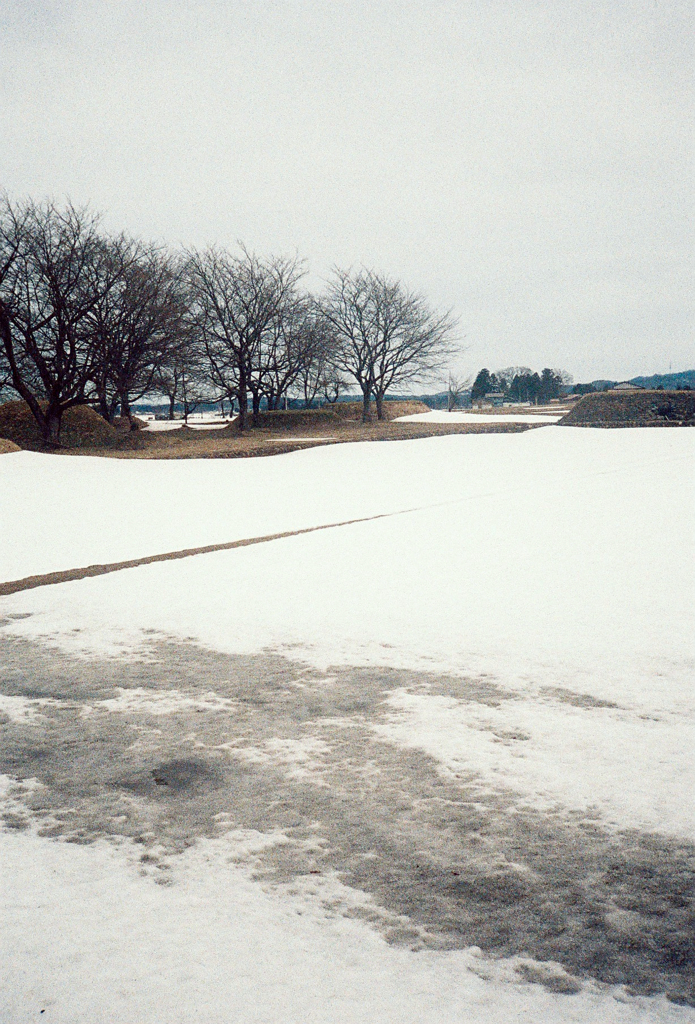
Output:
0,694,70,723
97,687,237,715
224,736,332,784
373,688,695,840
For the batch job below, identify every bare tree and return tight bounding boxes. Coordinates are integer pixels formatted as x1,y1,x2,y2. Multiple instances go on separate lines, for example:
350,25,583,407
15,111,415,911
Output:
321,268,458,422
291,303,341,409
370,275,457,419
495,367,531,393
88,245,188,427
0,197,131,444
257,295,309,411
446,372,471,411
319,365,349,405
155,332,210,420
187,246,304,431
319,270,377,422
0,202,25,403
0,369,8,400
0,336,11,401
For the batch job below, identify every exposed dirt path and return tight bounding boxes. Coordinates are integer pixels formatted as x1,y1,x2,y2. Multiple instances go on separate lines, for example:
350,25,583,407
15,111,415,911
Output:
0,508,416,596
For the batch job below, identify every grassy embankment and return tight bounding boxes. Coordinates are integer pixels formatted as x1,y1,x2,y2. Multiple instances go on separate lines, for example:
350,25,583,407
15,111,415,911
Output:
0,400,536,459
561,390,695,427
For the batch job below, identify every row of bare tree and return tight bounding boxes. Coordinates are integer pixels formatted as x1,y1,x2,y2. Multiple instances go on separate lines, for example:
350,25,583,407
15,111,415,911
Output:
0,197,459,443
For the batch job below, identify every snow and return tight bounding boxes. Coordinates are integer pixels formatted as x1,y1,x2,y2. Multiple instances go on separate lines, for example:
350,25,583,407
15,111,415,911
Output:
373,688,695,839
1,426,694,1021
3,827,688,1024
231,736,333,783
144,417,233,430
0,693,65,723
2,427,694,839
0,425,688,582
141,419,186,430
395,410,563,423
97,687,237,714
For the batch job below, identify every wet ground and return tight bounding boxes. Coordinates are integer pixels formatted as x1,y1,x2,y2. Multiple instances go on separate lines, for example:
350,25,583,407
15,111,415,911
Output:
1,623,694,1005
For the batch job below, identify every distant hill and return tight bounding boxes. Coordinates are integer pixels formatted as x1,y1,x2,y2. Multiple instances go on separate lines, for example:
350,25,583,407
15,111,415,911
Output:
628,370,695,390
583,370,695,392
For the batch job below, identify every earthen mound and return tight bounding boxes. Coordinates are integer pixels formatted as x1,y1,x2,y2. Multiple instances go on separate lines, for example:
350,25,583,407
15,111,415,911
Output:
328,400,431,421
0,401,117,449
560,390,694,427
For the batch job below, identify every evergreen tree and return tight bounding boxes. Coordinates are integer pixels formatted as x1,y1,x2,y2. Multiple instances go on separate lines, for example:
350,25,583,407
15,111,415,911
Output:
471,368,493,400
539,368,562,402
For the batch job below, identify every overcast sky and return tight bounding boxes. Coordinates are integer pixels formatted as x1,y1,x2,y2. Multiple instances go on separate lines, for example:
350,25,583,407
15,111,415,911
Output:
1,0,693,381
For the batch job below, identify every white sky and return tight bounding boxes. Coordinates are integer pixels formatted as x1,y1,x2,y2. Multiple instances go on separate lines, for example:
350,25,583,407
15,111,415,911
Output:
1,0,693,381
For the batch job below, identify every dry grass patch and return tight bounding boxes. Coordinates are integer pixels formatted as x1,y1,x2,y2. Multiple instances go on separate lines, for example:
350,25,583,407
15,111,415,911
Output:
0,401,117,449
112,415,148,432
561,390,695,427
72,418,535,459
328,400,430,420
0,437,21,454
0,398,539,459
250,408,342,430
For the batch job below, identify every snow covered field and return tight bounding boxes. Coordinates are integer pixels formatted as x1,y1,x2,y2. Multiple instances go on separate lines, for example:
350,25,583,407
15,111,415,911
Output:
395,409,563,423
1,426,694,1022
143,415,233,431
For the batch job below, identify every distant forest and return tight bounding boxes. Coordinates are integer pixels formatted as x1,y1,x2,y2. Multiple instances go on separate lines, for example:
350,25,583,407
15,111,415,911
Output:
591,370,695,391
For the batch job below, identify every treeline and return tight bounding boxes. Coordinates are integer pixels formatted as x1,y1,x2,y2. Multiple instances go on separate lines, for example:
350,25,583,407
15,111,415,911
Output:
0,197,458,443
471,367,571,404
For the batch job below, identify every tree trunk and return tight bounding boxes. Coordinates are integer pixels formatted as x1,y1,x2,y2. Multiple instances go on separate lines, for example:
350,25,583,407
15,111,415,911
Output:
168,395,176,420
375,392,385,420
44,405,62,446
251,390,261,426
236,383,247,432
96,391,110,422
361,388,372,423
1,319,50,440
120,393,137,430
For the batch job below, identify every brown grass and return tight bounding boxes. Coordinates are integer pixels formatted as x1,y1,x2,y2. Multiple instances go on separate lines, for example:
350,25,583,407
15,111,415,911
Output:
0,401,118,449
250,408,342,430
560,390,695,427
0,399,543,459
327,400,430,420
72,419,535,460
112,415,148,431
0,437,21,454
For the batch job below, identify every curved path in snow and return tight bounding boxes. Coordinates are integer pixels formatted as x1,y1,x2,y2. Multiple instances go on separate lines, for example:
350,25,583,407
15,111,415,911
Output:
0,507,418,596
